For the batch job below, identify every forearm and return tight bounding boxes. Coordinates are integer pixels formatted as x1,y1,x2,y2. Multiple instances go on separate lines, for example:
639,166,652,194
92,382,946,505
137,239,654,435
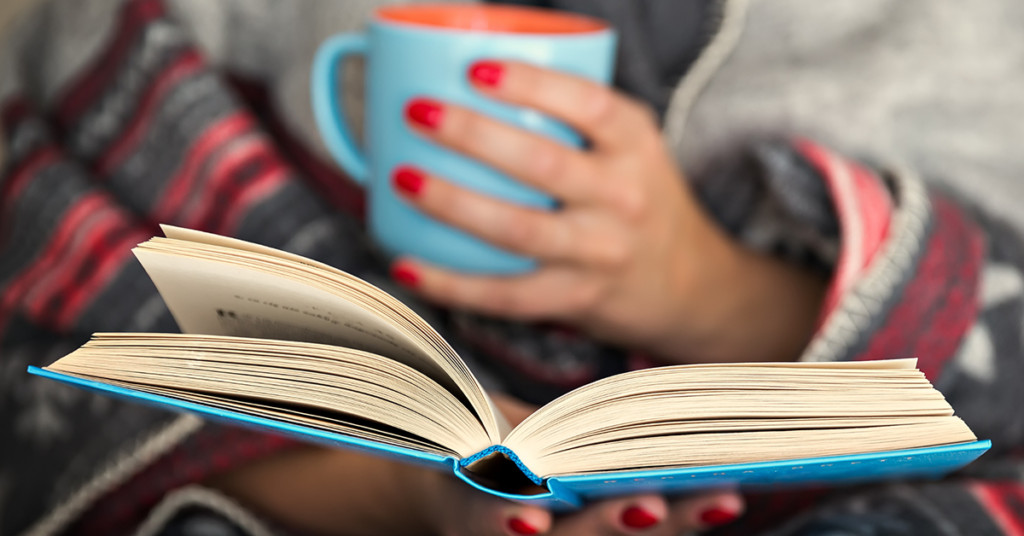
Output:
643,196,827,365
671,242,826,364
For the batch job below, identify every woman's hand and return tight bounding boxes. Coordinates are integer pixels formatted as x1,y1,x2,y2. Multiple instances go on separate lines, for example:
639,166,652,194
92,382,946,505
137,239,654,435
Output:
211,445,742,536
415,465,743,536
391,60,826,364
211,392,744,536
417,393,744,536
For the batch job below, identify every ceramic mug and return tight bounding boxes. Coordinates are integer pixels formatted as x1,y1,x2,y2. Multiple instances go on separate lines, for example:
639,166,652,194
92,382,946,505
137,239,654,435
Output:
311,4,616,274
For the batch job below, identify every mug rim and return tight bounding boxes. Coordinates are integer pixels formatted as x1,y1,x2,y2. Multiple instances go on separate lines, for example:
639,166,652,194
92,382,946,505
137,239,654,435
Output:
374,3,610,35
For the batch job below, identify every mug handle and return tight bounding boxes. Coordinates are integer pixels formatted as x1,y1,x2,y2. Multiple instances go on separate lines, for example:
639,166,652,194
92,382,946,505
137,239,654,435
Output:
311,34,370,184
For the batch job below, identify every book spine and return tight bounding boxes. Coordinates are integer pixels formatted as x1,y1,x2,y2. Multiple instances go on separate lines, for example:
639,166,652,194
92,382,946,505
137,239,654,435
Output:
451,462,584,511
460,445,544,485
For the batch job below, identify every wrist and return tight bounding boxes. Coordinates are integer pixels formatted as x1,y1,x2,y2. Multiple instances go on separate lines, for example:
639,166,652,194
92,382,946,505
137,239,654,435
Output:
656,207,827,364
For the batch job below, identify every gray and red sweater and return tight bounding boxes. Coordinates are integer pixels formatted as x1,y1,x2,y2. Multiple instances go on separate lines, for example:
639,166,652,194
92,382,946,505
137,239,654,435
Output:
1,1,1023,535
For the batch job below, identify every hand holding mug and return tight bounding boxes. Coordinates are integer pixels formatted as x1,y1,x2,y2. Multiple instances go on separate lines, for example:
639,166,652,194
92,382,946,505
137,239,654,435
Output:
390,61,827,364
312,4,616,273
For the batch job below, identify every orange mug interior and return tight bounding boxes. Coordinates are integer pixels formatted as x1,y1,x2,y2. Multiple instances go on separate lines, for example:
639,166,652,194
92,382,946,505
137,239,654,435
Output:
376,3,609,34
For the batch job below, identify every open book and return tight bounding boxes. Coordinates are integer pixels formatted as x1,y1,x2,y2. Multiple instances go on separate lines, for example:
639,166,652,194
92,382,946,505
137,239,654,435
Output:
30,226,989,509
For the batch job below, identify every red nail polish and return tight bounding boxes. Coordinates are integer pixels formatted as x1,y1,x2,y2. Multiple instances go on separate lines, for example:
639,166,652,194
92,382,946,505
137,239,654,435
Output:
390,263,420,289
392,166,425,196
469,60,504,87
622,506,659,529
699,507,738,526
507,517,539,535
405,98,443,129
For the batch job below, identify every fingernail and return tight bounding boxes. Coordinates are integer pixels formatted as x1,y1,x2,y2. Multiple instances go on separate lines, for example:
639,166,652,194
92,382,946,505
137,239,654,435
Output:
390,263,420,289
469,60,504,87
699,507,739,527
507,517,539,535
392,166,425,196
405,98,443,129
622,506,660,529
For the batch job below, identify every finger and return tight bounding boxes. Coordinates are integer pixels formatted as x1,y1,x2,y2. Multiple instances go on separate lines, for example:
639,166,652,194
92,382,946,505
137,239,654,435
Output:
404,97,603,204
503,506,552,536
467,60,659,152
667,491,744,532
466,496,553,536
393,166,636,268
550,495,668,536
391,165,575,262
390,259,598,321
432,469,553,536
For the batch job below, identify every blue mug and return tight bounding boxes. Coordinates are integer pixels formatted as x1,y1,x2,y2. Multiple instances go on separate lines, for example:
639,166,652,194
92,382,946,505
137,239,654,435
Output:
311,4,616,274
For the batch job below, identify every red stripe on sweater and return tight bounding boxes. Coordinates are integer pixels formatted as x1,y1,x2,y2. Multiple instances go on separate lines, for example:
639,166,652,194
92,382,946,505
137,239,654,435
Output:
21,204,131,327
0,146,60,336
95,50,204,176
1,193,110,330
175,135,276,230
54,227,152,330
36,222,133,325
793,139,893,323
150,112,254,222
855,195,983,381
970,482,1024,536
194,147,290,234
1008,485,1024,527
216,165,290,236
0,148,62,255
225,74,366,219
54,0,165,128
0,147,61,219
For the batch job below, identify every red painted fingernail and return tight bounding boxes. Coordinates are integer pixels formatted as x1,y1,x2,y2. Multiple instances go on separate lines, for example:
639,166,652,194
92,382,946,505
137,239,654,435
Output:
392,166,425,196
405,98,443,129
699,507,738,526
507,517,539,535
622,506,659,529
390,263,419,289
469,60,505,87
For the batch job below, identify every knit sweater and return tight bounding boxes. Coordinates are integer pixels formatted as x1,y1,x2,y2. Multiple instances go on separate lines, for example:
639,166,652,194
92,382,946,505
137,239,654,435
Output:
1,1,1023,535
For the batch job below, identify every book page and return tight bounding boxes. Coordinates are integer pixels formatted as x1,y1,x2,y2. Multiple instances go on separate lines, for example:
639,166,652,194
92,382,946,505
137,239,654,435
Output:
527,419,975,477
154,226,510,441
162,225,351,278
664,358,919,370
134,234,509,443
135,249,440,379
48,333,494,457
501,362,975,478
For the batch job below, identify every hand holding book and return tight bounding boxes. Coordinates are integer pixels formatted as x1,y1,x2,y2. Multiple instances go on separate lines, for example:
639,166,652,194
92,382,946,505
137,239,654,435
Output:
208,394,744,535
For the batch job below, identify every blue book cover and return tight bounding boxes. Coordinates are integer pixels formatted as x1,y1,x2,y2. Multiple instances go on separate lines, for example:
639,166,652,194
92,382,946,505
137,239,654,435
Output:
28,366,990,511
